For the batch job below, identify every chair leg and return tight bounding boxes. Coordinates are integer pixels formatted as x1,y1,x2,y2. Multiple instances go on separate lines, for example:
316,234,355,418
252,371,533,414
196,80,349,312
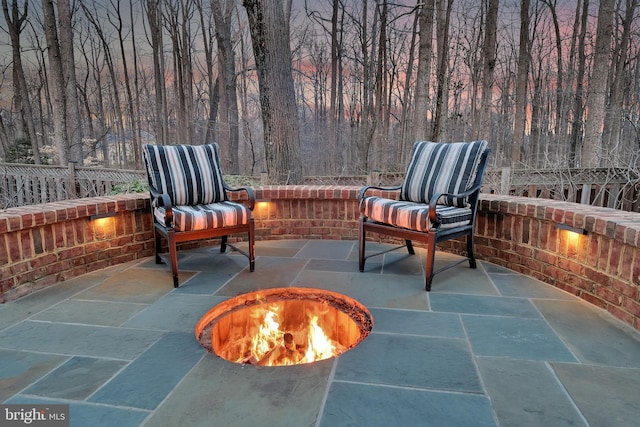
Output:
424,234,437,292
167,230,179,288
154,229,162,264
248,218,255,272
467,233,477,268
405,239,415,255
220,236,228,253
358,217,366,272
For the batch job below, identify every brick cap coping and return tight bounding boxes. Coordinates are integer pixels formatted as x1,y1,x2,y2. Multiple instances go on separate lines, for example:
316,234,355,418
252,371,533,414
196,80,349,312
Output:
480,194,640,248
1,190,639,248
0,194,147,233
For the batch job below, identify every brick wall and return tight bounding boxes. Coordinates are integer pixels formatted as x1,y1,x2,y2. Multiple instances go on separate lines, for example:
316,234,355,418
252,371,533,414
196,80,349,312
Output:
1,187,638,331
0,194,154,301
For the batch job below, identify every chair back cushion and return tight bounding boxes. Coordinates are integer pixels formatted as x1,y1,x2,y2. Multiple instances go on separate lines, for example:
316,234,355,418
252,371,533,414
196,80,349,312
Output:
143,144,226,206
400,140,488,207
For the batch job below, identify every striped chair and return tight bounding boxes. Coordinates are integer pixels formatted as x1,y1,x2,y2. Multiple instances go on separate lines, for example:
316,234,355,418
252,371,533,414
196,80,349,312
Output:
142,143,255,287
358,140,490,291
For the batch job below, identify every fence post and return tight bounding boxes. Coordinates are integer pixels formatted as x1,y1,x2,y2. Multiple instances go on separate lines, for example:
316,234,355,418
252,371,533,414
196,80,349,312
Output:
500,167,511,195
68,161,78,198
368,170,381,186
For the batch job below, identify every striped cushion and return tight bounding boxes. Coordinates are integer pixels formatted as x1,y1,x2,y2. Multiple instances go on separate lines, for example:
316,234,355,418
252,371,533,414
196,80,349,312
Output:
400,140,488,207
143,144,226,206
360,196,473,232
154,201,251,232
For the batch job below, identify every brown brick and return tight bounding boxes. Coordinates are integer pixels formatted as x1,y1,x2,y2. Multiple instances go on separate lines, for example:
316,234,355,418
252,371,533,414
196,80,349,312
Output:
607,305,634,326
20,230,32,258
622,298,640,317
581,292,607,310
596,285,623,306
30,253,58,269
584,267,612,287
608,241,622,276
610,279,638,299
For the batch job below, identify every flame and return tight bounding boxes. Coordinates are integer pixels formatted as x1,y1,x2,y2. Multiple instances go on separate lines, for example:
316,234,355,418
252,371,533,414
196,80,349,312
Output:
239,304,339,366
304,315,336,363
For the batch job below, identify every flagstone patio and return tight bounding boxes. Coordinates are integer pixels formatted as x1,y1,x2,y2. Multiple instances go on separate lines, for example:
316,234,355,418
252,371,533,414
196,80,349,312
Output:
1,239,639,426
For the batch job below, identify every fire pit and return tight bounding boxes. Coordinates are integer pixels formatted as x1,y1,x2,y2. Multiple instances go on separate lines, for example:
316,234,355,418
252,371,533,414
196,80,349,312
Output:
195,287,373,366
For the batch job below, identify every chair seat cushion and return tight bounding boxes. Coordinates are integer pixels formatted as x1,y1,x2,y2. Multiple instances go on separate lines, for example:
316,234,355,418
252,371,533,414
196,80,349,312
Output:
361,196,473,232
154,201,251,232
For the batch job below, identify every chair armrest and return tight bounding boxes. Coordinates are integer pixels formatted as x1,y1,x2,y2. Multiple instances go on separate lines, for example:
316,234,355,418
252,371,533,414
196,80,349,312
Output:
224,184,256,210
148,184,175,228
427,183,483,226
358,185,402,202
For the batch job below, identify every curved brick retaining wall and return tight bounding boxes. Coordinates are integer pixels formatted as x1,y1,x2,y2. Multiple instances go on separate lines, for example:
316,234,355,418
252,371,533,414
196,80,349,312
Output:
1,186,638,331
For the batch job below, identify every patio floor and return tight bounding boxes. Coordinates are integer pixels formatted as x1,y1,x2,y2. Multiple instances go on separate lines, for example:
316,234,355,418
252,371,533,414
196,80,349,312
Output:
1,239,640,426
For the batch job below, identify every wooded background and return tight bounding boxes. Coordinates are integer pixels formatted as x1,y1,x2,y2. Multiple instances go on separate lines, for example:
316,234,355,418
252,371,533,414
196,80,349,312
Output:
1,0,639,184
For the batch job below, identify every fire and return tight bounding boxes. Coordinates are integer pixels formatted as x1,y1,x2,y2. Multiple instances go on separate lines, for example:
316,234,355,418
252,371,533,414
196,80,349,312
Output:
240,304,341,366
196,287,373,367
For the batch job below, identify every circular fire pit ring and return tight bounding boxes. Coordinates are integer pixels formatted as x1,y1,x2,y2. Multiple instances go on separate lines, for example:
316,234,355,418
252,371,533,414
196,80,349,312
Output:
195,287,373,366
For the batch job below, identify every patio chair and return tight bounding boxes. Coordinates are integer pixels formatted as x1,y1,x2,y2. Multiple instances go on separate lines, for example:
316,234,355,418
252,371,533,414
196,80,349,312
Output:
142,143,255,288
358,140,490,291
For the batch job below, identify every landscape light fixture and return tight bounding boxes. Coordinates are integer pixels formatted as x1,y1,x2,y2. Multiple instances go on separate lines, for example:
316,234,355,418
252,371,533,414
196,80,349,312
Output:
556,223,587,235
90,212,116,221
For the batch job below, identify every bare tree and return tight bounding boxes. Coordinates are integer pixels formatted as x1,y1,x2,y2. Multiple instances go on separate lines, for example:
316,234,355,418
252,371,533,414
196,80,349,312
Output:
110,0,141,168
511,0,530,166
194,0,219,147
211,0,240,174
413,0,434,143
583,0,615,167
57,0,83,163
41,0,69,164
243,0,303,184
2,0,42,163
144,0,168,146
541,0,565,140
602,0,638,161
431,0,453,141
80,0,128,166
479,0,499,139
569,0,588,167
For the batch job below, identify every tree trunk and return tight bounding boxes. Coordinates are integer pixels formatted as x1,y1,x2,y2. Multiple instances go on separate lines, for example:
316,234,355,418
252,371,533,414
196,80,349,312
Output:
80,1,127,166
602,0,637,162
399,6,419,164
195,0,218,146
582,0,615,167
41,0,69,165
570,0,588,167
512,0,530,166
480,0,499,140
329,0,339,172
146,0,168,146
57,0,83,164
542,0,565,142
431,0,453,141
413,0,434,142
115,0,140,168
2,0,42,164
243,0,303,184
212,0,240,174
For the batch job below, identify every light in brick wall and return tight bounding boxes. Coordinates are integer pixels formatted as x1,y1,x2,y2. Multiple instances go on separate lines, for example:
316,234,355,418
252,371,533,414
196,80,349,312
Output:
254,200,272,214
89,212,116,221
556,223,588,235
90,212,117,237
